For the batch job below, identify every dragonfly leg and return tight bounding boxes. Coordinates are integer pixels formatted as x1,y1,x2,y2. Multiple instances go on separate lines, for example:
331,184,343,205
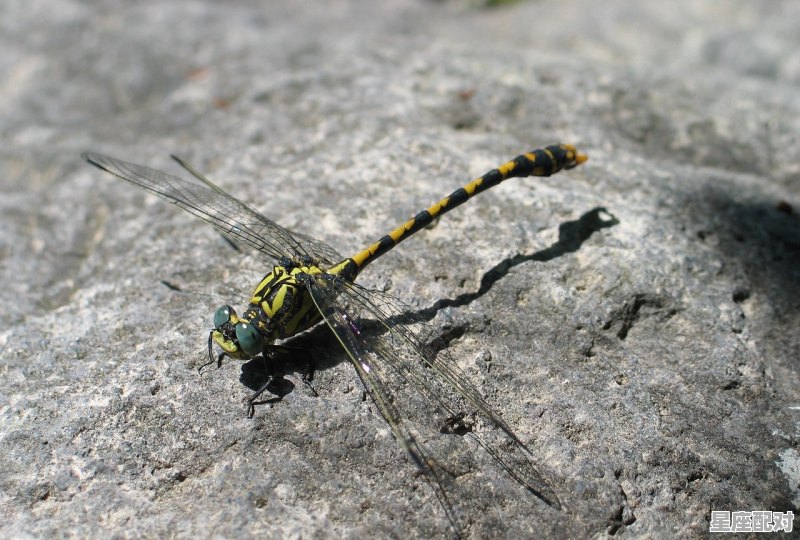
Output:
300,362,318,397
246,374,282,418
270,344,318,397
246,345,318,416
198,349,228,373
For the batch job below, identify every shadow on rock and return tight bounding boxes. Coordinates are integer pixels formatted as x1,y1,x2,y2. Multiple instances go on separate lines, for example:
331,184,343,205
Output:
415,206,619,322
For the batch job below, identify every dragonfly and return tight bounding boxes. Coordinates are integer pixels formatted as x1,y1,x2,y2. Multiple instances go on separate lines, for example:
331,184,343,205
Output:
82,144,587,535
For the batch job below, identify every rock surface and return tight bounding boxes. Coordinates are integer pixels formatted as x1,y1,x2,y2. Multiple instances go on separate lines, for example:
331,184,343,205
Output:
1,0,798,538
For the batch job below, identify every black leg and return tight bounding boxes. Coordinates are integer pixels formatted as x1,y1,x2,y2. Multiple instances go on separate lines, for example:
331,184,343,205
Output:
301,365,318,397
270,344,318,397
198,351,227,374
247,374,281,418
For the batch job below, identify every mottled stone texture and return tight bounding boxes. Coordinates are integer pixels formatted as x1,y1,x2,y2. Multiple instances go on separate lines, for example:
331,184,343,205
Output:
1,1,798,538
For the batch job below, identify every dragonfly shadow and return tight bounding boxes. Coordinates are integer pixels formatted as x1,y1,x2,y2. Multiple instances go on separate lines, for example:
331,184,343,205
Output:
239,324,344,393
415,206,619,323
240,356,296,398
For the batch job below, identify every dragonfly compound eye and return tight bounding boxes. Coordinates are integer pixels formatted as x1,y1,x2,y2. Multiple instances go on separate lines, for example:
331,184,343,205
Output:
214,305,235,329
235,321,265,357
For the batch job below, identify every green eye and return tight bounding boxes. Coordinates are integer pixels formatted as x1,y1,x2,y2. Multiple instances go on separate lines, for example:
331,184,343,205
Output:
214,305,234,328
235,322,264,356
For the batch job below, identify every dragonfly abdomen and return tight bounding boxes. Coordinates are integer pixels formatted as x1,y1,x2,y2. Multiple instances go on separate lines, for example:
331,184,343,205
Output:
349,144,587,272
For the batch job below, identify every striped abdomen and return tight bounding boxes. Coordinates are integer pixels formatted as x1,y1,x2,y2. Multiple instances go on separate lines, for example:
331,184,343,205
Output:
332,144,587,279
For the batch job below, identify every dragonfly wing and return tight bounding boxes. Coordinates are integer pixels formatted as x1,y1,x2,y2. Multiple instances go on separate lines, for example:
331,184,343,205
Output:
334,281,562,510
304,274,561,533
291,230,346,267
302,273,465,533
82,152,343,266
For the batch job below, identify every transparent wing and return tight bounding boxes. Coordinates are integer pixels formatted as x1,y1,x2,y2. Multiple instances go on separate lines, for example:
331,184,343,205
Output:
339,282,562,508
303,273,560,532
303,273,464,532
82,152,344,266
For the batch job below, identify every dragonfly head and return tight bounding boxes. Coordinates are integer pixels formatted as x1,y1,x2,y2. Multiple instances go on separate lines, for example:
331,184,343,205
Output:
210,305,266,359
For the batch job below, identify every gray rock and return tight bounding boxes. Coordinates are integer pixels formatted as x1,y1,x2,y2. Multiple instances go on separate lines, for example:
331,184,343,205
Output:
1,0,798,538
